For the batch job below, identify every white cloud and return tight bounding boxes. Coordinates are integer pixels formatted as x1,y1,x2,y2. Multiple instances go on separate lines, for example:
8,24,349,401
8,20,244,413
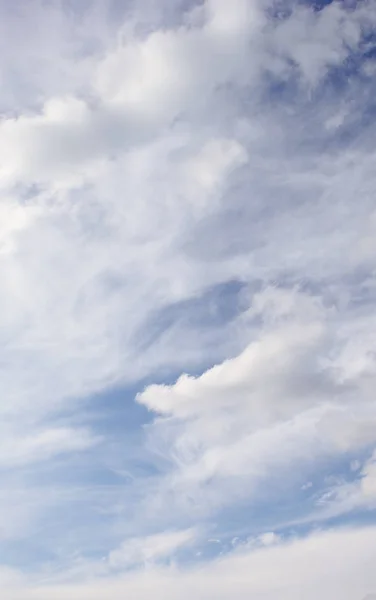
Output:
314,451,376,520
4,526,376,600
361,455,376,500
95,0,263,122
269,2,368,86
0,0,375,588
138,286,376,514
257,531,280,547
108,529,197,569
0,426,99,469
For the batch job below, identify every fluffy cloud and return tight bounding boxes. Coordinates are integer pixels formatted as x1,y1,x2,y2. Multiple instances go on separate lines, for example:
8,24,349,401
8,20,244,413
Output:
138,286,376,515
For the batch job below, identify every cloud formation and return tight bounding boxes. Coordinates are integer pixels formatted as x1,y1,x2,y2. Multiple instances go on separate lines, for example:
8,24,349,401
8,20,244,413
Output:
0,0,376,598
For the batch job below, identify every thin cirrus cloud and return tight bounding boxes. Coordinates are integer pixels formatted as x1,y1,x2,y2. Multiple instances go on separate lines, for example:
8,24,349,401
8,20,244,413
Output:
0,0,376,598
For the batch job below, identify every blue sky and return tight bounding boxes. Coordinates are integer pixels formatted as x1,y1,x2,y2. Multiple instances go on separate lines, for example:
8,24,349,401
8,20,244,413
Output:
1,0,376,598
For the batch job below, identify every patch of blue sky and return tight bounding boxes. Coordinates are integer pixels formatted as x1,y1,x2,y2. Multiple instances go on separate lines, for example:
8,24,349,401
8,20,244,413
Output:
138,280,246,347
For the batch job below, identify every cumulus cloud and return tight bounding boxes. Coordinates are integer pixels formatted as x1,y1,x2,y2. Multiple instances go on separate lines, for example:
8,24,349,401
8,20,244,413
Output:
137,286,376,515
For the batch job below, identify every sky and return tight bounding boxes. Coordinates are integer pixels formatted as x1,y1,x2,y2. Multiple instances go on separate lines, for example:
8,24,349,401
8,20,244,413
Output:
0,0,376,598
